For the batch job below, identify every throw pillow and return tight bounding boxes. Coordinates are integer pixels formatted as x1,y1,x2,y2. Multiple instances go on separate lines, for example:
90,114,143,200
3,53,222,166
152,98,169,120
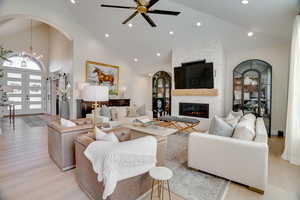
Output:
127,105,138,117
241,113,256,121
110,107,118,121
230,110,243,119
232,115,256,141
95,127,107,140
100,105,111,120
136,104,146,116
210,116,234,137
232,126,255,141
60,118,76,127
225,113,240,128
100,133,119,143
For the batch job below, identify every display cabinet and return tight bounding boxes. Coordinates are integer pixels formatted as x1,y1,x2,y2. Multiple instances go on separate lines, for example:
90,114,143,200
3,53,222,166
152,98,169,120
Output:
233,60,272,136
152,71,171,118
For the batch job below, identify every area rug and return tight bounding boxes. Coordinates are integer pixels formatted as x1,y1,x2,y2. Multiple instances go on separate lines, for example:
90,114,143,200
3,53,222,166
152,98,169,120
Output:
165,133,229,200
22,115,51,127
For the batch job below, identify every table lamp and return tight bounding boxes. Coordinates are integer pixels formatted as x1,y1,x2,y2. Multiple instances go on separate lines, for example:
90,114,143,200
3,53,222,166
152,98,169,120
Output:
81,85,109,133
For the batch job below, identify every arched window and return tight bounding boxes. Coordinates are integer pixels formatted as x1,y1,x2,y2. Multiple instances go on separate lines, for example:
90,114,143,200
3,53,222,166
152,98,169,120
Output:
3,55,42,71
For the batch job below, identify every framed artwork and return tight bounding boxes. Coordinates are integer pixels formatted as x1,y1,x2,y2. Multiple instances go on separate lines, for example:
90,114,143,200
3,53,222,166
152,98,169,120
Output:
86,61,119,95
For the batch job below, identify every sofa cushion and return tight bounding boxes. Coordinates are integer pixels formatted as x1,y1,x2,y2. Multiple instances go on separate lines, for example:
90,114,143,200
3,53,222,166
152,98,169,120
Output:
210,116,234,137
230,110,243,119
95,127,107,140
233,115,256,141
100,105,111,119
60,118,76,127
225,113,240,128
100,133,119,143
136,104,146,116
110,107,119,121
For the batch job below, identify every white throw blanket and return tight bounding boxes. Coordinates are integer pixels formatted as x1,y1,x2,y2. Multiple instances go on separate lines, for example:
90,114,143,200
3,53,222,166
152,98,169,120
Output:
84,136,157,199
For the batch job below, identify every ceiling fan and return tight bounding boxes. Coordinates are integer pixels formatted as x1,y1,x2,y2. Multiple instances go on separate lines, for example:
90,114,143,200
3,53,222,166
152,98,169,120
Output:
101,0,181,27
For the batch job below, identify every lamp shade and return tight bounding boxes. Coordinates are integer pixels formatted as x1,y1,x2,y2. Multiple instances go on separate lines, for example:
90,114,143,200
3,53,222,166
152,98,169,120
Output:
81,86,109,102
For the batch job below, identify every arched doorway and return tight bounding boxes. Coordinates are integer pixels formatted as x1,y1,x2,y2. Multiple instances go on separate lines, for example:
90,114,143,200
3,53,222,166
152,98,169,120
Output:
2,54,45,115
233,59,272,136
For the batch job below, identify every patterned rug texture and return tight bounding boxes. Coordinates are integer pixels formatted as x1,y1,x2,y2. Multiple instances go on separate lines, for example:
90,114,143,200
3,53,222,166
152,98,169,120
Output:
166,133,229,200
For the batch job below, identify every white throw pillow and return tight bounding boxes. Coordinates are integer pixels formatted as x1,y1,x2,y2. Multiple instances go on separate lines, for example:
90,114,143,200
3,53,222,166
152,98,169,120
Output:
210,116,234,137
232,126,255,141
225,113,240,128
60,118,76,127
233,115,256,141
241,113,256,121
95,127,107,140
230,110,243,119
100,133,119,143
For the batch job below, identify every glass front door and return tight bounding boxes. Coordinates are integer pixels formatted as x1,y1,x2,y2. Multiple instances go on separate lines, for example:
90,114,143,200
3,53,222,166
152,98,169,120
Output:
5,69,45,115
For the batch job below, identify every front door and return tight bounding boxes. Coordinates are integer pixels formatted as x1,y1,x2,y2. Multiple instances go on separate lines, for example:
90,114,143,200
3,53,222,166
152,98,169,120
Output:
5,69,45,115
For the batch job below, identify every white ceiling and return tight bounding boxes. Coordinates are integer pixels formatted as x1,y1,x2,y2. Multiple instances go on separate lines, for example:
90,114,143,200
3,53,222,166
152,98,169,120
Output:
173,0,299,41
1,0,298,68
65,0,298,67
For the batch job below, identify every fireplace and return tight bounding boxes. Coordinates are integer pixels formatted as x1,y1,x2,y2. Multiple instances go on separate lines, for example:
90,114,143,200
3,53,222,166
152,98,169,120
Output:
179,103,209,118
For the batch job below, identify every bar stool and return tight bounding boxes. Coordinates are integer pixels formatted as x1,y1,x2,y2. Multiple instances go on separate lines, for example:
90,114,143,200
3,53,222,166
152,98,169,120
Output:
149,167,173,200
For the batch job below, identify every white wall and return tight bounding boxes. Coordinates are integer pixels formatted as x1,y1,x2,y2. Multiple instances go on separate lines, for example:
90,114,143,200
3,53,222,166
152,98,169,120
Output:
171,39,226,130
225,45,290,135
0,23,49,72
48,26,73,73
132,64,172,111
0,0,136,119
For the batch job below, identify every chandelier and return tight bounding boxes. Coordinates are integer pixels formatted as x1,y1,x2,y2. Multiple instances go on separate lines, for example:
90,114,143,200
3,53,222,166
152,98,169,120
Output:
21,20,43,67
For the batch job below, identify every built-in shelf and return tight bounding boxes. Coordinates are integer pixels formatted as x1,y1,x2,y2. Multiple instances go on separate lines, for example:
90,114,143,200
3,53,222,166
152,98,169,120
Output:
172,89,219,96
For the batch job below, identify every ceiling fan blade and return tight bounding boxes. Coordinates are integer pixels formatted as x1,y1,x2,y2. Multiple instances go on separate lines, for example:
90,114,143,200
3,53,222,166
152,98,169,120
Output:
122,11,139,24
147,10,181,16
141,13,157,27
101,4,136,10
147,0,159,9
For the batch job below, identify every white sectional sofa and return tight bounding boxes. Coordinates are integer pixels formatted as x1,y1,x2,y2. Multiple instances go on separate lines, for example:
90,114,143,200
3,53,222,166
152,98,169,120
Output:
188,117,268,193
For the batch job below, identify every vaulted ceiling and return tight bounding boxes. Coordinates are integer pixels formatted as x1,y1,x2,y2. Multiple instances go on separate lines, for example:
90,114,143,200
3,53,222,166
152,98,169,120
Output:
65,0,298,67
1,0,299,67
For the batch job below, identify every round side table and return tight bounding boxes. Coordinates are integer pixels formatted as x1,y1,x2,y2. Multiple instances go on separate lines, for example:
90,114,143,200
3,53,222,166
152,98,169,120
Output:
149,167,173,200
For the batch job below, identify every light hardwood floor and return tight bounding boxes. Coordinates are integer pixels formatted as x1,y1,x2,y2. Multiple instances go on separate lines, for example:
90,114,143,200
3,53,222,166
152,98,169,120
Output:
0,115,299,200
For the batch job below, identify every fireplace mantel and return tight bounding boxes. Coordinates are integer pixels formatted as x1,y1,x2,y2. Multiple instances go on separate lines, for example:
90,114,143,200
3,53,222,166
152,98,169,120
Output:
171,89,218,97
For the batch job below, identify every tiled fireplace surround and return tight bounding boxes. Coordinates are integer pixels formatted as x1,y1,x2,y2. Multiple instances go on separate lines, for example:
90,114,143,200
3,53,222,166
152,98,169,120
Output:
171,40,225,131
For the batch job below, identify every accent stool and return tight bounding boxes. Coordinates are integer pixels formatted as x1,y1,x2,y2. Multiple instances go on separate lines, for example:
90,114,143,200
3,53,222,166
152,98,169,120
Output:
150,167,173,200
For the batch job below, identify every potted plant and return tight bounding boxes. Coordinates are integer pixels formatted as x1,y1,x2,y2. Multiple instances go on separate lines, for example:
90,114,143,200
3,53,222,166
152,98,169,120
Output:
0,45,13,62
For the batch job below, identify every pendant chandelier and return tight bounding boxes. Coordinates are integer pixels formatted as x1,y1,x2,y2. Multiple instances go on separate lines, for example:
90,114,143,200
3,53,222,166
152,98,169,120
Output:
21,20,43,67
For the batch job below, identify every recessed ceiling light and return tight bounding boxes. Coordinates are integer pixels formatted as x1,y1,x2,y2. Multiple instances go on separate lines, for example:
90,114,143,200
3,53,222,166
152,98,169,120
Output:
247,32,254,37
196,22,202,27
134,58,138,62
105,33,110,38
70,0,76,4
241,0,249,5
169,31,174,35
156,53,161,57
128,23,133,28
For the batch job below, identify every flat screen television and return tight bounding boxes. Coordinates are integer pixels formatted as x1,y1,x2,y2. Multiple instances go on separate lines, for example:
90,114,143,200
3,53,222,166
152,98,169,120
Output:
175,60,214,89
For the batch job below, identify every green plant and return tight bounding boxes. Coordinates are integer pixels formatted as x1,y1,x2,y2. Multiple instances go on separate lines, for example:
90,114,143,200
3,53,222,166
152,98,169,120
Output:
0,45,13,62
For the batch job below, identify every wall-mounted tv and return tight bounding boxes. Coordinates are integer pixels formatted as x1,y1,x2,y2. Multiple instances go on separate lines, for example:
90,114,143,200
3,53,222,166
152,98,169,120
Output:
174,60,214,89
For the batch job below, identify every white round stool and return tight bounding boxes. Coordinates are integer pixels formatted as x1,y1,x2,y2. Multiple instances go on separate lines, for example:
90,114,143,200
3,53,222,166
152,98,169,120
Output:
149,167,173,200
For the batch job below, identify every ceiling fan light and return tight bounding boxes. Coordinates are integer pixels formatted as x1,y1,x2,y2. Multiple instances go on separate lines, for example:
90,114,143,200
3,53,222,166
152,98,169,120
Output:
134,58,138,62
128,23,133,28
169,31,174,35
241,0,249,5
